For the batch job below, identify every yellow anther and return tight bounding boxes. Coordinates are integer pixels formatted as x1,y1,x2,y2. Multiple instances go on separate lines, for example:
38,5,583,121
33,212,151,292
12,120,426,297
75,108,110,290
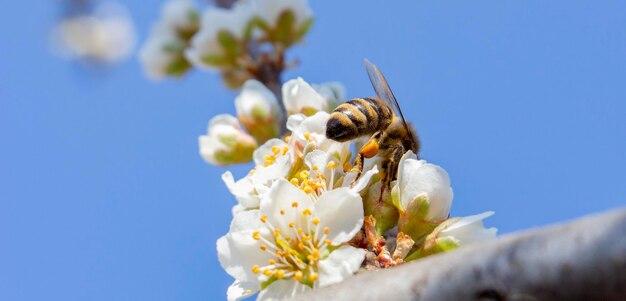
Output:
252,231,261,240
343,162,352,172
302,235,311,241
298,242,304,250
260,215,267,223
280,210,285,215
324,227,330,234
297,228,303,235
312,217,320,225
282,146,289,155
284,135,291,143
307,255,314,262
269,259,276,265
327,161,337,169
289,222,295,228
290,178,300,185
302,208,312,216
289,249,298,256
303,185,314,194
299,170,310,180
276,250,285,257
245,289,252,294
260,244,267,251
296,258,303,264
308,272,319,281
271,146,280,155
292,202,299,208
264,154,273,161
248,169,256,175
350,168,359,173
294,271,303,281
324,239,332,245
252,265,260,274
312,165,319,171
303,132,311,141
273,229,280,238
263,269,273,276
312,249,320,259
275,269,285,279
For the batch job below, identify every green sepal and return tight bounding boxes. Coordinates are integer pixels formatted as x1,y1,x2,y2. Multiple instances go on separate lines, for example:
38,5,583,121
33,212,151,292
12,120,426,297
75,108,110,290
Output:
165,58,191,77
436,237,460,252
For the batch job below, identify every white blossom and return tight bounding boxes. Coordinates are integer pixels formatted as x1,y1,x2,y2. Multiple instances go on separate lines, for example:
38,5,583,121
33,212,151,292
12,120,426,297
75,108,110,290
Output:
199,114,258,166
185,4,252,70
217,179,366,300
236,80,283,143
282,78,331,116
161,0,199,34
394,151,453,223
253,0,313,28
51,2,135,63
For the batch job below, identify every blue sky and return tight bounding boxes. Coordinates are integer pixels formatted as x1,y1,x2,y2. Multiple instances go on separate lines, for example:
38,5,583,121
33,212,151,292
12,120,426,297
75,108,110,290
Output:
1,0,625,300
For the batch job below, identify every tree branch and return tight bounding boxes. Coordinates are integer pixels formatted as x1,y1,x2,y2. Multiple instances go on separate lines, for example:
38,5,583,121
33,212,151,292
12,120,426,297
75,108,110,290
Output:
291,208,626,301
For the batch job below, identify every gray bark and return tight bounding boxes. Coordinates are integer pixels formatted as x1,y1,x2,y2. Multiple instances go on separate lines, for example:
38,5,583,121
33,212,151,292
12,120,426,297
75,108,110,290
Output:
291,208,626,301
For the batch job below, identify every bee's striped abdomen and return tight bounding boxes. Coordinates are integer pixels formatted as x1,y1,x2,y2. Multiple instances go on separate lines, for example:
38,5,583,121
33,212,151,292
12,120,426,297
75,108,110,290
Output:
326,97,392,142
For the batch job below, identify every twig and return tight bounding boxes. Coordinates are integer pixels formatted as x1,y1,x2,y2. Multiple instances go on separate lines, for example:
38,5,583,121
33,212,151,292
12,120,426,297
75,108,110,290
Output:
291,208,626,301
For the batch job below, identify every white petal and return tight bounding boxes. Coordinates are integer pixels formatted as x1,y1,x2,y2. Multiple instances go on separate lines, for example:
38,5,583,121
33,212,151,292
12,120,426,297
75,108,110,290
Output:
222,171,260,209
282,77,327,114
286,114,306,132
257,279,312,301
230,210,262,232
348,165,379,193
236,79,278,118
441,212,497,245
314,188,363,245
217,229,271,285
227,279,257,301
260,179,314,231
317,246,366,287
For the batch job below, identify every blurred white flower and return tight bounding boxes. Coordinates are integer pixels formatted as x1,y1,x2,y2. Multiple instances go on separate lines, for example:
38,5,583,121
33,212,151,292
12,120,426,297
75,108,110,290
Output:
217,179,365,300
185,4,252,70
199,114,258,166
422,212,497,253
139,24,190,79
254,0,313,28
52,2,136,63
161,0,200,34
282,78,331,116
235,80,283,143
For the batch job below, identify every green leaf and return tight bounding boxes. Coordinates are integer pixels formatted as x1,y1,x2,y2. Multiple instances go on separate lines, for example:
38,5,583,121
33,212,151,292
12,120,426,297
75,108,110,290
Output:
217,30,239,58
275,10,295,46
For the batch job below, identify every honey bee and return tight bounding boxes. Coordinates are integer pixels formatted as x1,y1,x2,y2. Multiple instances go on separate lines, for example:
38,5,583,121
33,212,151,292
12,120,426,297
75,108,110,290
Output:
326,59,420,188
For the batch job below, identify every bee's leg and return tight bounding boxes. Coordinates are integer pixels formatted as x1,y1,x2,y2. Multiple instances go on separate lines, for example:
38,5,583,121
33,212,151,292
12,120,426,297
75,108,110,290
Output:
380,145,405,197
354,131,383,180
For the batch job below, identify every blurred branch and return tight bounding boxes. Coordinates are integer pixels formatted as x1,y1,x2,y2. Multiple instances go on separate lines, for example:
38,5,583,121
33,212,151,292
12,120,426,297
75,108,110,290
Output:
210,0,238,9
291,208,626,301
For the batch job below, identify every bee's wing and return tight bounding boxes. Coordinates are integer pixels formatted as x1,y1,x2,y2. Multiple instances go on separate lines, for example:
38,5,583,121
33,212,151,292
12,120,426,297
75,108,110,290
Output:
364,59,416,143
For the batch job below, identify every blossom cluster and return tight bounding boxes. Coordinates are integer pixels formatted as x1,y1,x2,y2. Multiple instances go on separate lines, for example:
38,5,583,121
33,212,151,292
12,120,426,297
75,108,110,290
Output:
209,77,497,300
140,0,314,87
199,78,343,165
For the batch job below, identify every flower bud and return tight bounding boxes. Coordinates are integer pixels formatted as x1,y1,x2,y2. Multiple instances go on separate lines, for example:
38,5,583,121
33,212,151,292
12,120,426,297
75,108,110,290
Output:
253,0,313,46
185,5,252,72
139,25,191,79
282,77,330,116
199,114,257,166
393,151,453,240
235,80,282,143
